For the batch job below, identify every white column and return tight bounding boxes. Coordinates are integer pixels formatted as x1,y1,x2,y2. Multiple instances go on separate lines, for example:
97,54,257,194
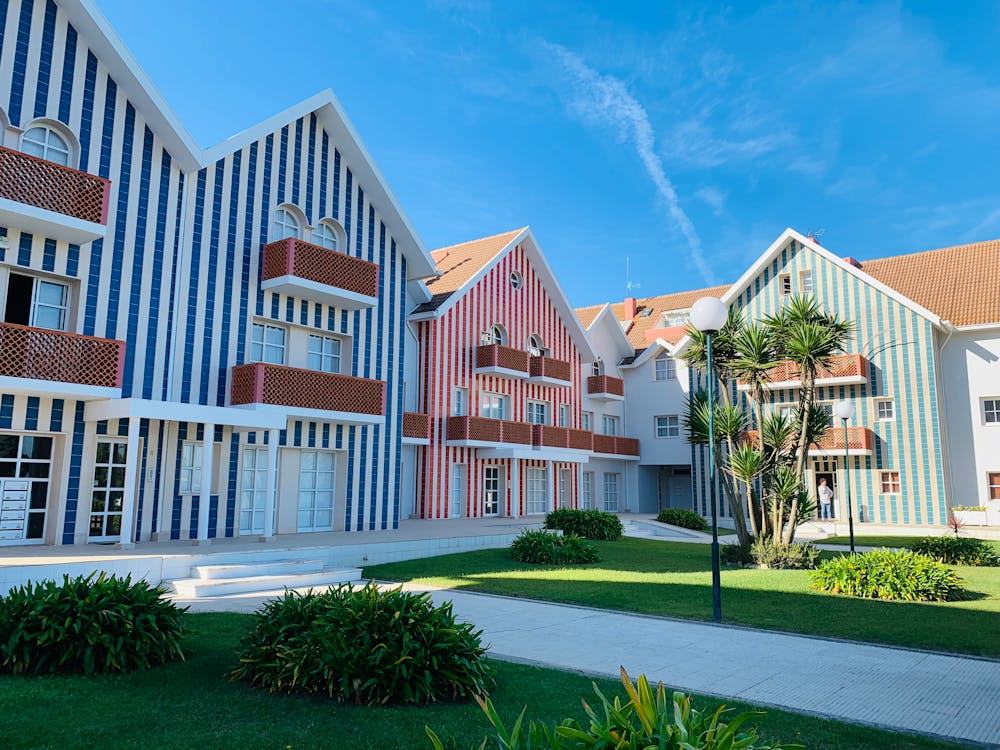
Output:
116,418,142,549
263,429,279,538
510,460,520,519
197,424,215,543
547,460,555,512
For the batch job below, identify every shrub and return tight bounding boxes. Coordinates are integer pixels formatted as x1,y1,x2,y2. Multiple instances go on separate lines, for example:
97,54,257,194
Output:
750,540,821,570
912,536,1000,566
0,573,186,675
721,542,754,565
509,530,599,565
655,508,708,531
427,667,802,750
809,549,965,602
231,582,493,705
544,508,623,540
951,505,987,512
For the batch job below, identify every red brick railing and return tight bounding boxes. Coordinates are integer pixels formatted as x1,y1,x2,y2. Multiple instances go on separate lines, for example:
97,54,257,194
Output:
0,323,124,388
231,363,385,415
587,375,624,397
475,344,529,374
529,355,572,383
261,238,379,299
592,434,640,456
0,145,110,224
741,354,868,387
446,415,531,444
531,425,593,451
402,412,431,439
743,426,874,453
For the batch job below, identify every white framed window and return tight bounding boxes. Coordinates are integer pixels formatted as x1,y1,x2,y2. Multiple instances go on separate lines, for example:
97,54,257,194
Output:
21,125,71,166
988,472,1000,501
526,467,548,514
581,471,594,510
879,471,901,494
312,222,339,251
480,324,507,346
581,411,593,432
179,442,221,495
558,404,570,428
451,387,468,417
603,415,619,436
527,334,548,357
450,464,467,517
603,472,620,512
817,402,834,427
4,273,70,331
526,400,549,425
779,274,792,296
800,270,814,295
250,323,286,364
297,450,335,531
654,354,676,381
480,392,507,420
307,334,341,373
592,359,605,377
661,310,689,327
875,399,895,421
509,271,523,290
271,207,301,241
655,415,680,438
983,398,1000,424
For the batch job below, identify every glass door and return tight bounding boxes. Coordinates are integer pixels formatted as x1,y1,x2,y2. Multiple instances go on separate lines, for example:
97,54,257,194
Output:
483,466,502,516
90,440,127,542
0,435,52,544
240,447,270,535
298,450,335,531
526,467,548,515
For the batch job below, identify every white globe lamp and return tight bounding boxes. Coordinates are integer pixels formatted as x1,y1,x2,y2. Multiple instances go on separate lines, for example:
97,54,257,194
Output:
690,297,727,333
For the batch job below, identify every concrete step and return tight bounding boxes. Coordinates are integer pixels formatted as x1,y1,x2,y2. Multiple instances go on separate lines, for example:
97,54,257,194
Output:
168,567,362,598
192,558,326,580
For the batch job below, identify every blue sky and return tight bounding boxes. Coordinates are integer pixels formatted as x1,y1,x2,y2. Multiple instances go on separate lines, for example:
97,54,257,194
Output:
99,1,1000,307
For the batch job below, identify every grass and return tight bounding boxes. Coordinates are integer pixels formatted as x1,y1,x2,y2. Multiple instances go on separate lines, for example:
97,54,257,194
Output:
0,612,967,750
823,535,1000,550
364,538,1000,657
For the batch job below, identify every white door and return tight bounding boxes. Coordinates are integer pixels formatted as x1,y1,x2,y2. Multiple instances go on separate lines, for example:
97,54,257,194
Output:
89,439,127,542
0,434,52,544
298,450,335,531
240,447,270,535
526,467,548,515
483,466,502,516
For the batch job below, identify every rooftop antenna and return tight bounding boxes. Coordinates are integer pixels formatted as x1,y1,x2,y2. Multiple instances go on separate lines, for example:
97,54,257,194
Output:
626,256,641,298
806,228,827,243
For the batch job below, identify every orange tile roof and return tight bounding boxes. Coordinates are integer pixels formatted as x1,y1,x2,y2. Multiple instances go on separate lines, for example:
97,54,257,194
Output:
860,239,1000,327
415,228,525,312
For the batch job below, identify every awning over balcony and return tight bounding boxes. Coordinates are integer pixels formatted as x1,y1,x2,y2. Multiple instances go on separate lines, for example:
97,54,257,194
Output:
260,238,380,309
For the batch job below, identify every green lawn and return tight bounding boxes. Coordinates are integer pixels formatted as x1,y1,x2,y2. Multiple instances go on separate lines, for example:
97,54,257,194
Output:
822,536,1000,550
0,612,966,750
364,538,1000,657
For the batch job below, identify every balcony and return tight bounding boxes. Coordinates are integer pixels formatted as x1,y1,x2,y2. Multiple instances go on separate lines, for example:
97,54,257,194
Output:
402,411,431,445
743,427,874,456
526,355,572,386
260,238,379,309
474,344,529,379
592,433,641,459
531,425,593,452
445,415,531,447
0,146,110,243
587,374,624,401
230,363,385,424
0,322,124,399
738,354,868,391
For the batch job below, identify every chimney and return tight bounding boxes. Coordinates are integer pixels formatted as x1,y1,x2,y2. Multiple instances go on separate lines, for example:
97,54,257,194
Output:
843,256,862,269
624,297,637,319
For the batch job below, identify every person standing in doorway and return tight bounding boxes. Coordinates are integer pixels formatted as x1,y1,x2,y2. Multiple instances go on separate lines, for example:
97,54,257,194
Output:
818,478,834,520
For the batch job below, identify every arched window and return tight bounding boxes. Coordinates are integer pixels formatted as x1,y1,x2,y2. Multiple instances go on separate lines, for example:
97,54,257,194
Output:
21,124,71,166
271,207,302,241
592,359,605,377
312,218,346,251
527,334,548,357
509,271,523,290
481,324,507,346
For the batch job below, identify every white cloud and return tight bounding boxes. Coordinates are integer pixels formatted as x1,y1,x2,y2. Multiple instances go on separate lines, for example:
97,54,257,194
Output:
695,186,726,216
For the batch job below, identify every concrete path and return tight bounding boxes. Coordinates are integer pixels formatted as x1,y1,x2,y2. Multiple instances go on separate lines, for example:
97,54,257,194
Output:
182,584,1000,747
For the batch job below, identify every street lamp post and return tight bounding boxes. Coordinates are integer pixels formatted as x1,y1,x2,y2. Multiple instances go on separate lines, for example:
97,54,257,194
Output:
691,296,728,623
834,400,857,553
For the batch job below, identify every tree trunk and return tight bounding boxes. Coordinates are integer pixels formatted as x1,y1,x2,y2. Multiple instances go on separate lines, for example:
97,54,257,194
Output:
785,370,815,545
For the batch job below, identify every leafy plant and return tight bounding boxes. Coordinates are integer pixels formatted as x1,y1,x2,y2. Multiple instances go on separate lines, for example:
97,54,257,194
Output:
912,536,1000,566
655,508,708,531
809,549,966,602
0,573,186,675
510,530,599,565
721,542,754,566
544,509,623,541
426,667,803,749
951,505,987,512
750,540,820,569
231,582,493,705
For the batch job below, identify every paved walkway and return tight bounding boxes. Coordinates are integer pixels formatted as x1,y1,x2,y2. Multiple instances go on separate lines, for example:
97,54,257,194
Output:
184,585,1000,747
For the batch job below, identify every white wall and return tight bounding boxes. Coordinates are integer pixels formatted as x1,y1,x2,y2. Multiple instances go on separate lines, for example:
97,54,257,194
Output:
622,350,691,466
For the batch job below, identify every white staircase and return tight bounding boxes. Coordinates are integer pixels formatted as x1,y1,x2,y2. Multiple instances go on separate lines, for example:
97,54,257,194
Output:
167,558,362,599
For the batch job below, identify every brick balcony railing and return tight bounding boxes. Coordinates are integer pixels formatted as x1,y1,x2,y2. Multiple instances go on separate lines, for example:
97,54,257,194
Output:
741,354,868,388
261,238,379,299
402,411,431,440
475,344,529,374
592,434,640,456
531,425,593,451
529,354,572,383
743,426,874,453
446,415,531,445
0,323,124,388
0,145,110,224
230,363,385,415
587,374,624,397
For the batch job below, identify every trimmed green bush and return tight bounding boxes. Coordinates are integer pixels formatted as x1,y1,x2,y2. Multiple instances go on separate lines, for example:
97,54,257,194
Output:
912,536,1000,566
721,542,754,565
509,530,599,565
655,508,708,531
231,582,493,705
427,668,802,750
809,549,965,602
750,540,821,570
544,508,623,540
0,573,186,675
